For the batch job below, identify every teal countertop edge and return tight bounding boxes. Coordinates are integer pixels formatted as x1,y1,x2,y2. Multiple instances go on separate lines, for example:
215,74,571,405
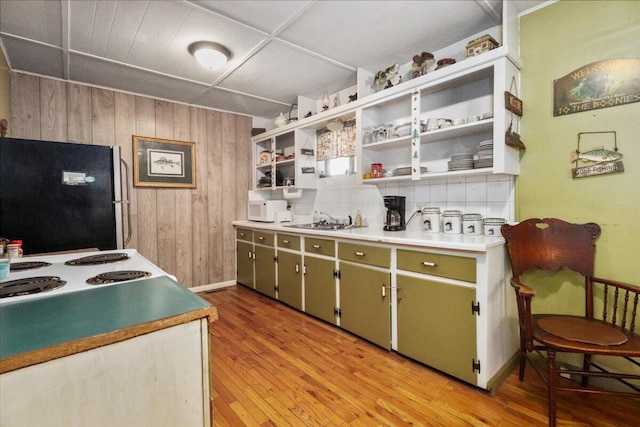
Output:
0,276,212,360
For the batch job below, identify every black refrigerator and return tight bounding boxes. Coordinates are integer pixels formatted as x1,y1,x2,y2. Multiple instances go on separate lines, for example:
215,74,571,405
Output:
0,137,124,255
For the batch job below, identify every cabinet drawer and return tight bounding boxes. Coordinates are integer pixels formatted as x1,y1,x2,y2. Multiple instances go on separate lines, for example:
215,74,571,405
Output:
338,242,390,268
236,228,254,242
277,234,300,250
254,231,275,246
397,249,476,283
305,238,335,256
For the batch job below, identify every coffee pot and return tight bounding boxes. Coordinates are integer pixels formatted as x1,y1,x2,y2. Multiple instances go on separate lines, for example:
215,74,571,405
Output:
383,195,406,231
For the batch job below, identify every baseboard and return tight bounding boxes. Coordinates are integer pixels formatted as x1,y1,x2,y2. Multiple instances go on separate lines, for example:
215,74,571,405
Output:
189,280,237,293
487,352,520,393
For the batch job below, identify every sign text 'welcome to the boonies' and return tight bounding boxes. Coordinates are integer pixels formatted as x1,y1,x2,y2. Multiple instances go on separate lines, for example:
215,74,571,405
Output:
554,58,639,117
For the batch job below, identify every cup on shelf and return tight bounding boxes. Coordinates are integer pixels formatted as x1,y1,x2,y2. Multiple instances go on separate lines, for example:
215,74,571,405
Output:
426,118,439,132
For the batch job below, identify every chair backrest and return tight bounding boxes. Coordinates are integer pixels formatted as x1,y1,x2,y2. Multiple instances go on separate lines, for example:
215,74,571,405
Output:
501,218,601,278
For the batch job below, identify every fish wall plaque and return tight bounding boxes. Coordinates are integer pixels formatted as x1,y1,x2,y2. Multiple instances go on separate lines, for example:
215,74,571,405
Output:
571,131,624,179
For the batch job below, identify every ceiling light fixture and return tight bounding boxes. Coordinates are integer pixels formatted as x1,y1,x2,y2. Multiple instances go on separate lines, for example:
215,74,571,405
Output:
326,118,344,132
188,41,231,69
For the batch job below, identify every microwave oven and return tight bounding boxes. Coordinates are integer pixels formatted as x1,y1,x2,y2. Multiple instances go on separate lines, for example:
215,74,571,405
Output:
248,200,288,222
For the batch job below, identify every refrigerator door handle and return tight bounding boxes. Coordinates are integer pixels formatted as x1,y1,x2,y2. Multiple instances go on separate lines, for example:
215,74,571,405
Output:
114,157,132,248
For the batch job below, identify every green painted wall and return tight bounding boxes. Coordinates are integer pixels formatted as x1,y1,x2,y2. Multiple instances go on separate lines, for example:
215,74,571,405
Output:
519,1,640,293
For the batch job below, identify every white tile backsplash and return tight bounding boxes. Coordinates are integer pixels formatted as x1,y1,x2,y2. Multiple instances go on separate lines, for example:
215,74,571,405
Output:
285,174,515,226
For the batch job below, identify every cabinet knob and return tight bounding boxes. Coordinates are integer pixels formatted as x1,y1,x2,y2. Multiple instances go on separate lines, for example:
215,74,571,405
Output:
354,251,365,257
283,240,290,244
240,233,245,237
422,261,437,267
258,236,265,240
295,263,299,273
313,244,321,249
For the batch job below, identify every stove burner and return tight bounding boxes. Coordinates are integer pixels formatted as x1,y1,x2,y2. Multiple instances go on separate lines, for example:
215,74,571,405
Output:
0,276,66,299
65,253,129,266
10,261,52,271
86,270,151,285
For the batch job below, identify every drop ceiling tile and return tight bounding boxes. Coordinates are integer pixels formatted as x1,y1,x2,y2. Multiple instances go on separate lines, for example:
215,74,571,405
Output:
68,0,97,53
190,0,310,34
68,53,207,105
123,1,192,69
219,41,356,104
103,1,150,62
278,0,496,72
2,36,63,78
0,0,62,46
194,87,285,118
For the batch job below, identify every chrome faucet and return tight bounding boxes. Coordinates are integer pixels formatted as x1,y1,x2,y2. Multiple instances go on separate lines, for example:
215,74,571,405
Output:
319,211,339,224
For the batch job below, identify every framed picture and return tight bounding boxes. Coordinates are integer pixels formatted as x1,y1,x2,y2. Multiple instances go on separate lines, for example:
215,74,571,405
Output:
132,135,196,188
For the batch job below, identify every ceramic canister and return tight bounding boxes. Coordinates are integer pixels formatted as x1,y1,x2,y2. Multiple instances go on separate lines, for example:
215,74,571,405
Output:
421,207,441,233
462,213,483,235
483,217,506,236
442,210,462,234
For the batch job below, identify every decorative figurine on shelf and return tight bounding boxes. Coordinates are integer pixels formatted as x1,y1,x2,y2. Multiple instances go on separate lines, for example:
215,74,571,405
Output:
274,112,288,128
321,91,330,111
373,64,401,90
410,52,435,79
348,92,358,103
333,93,341,108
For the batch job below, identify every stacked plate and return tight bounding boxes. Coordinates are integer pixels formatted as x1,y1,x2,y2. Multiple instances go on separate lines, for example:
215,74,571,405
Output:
474,139,493,168
395,166,427,176
448,153,474,171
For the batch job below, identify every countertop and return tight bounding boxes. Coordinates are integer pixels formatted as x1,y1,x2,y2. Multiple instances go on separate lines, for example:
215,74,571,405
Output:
0,276,217,373
233,220,504,252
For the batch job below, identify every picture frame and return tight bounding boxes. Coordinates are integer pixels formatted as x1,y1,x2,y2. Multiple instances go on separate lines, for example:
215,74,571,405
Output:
132,135,196,188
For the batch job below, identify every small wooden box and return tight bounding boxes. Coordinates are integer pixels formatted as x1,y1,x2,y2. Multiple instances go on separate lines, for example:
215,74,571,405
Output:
465,34,499,58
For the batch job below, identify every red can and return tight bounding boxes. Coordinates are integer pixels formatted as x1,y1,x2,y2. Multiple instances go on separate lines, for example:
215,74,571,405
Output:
371,163,382,178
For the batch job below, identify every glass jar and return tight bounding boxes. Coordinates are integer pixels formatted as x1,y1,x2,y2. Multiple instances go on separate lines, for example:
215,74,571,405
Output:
462,213,483,235
442,210,462,234
483,217,506,236
421,207,441,233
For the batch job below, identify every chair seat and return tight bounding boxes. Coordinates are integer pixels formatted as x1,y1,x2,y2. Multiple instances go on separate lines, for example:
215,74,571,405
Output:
533,314,640,356
538,315,627,345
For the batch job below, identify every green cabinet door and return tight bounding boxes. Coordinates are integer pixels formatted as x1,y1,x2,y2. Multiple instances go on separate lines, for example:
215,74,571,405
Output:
339,263,391,349
254,245,276,298
277,251,302,310
397,274,477,385
236,240,254,288
304,256,336,324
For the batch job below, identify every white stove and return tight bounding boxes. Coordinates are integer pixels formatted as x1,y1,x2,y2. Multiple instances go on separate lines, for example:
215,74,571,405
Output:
0,249,173,305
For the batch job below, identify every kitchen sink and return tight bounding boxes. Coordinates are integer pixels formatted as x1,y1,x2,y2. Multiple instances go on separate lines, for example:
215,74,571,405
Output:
285,223,348,231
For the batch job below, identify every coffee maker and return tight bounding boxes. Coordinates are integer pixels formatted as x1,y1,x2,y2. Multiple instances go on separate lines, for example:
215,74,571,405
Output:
383,196,406,231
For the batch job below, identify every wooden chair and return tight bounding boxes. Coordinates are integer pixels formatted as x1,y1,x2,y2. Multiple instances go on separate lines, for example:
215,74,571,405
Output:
501,218,640,426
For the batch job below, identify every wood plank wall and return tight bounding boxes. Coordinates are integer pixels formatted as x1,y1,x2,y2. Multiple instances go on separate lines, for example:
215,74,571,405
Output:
9,72,252,288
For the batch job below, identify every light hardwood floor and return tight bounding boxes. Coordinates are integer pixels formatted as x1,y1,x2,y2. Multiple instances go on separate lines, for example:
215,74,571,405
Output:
201,286,640,426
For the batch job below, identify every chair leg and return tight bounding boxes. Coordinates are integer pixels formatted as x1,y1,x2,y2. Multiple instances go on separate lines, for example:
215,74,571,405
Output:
581,354,592,387
547,350,558,427
518,336,527,380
